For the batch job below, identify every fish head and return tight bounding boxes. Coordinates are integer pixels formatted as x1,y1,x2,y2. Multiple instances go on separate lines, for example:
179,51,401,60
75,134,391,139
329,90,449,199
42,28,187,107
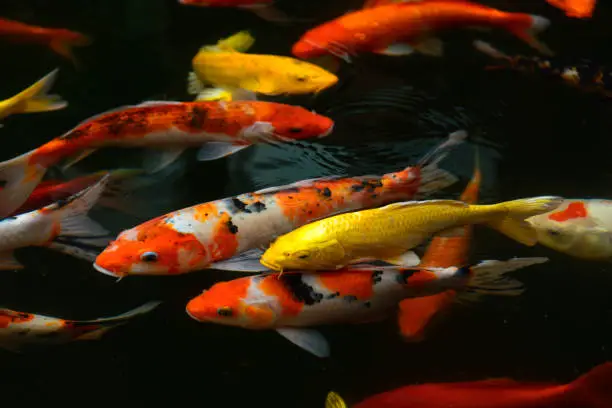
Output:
94,216,209,277
292,21,357,61
186,278,277,329
273,59,339,94
252,104,334,142
260,227,346,271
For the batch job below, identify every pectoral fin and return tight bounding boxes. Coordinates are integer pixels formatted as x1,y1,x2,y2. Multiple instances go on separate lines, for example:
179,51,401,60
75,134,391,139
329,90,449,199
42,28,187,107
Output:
197,142,249,161
276,328,330,358
382,251,421,267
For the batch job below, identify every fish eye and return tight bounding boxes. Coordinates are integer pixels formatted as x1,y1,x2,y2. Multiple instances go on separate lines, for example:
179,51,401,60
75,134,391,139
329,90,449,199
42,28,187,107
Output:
547,229,562,237
288,127,303,133
294,250,311,259
295,76,308,82
217,307,234,317
140,251,159,262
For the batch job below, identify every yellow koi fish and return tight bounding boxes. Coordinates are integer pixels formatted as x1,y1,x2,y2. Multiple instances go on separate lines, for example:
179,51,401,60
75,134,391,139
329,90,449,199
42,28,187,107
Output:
0,69,67,126
187,31,338,102
259,196,563,272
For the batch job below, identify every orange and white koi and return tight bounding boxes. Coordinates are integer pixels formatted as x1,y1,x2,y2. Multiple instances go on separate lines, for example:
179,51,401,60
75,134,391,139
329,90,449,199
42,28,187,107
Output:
397,150,481,341
0,301,160,353
0,175,111,270
0,69,67,126
186,258,547,357
528,199,612,260
292,1,553,61
0,17,91,66
0,100,334,218
93,131,466,277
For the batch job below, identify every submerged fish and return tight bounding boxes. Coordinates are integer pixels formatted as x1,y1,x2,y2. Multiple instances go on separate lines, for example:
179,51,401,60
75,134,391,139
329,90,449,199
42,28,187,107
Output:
474,40,612,96
547,0,596,18
292,1,552,61
188,31,338,101
186,257,546,357
178,0,293,23
0,69,67,125
0,302,160,353
259,196,563,272
527,199,612,260
397,149,481,341
327,362,612,407
0,175,111,270
0,100,334,218
0,17,91,66
93,131,465,277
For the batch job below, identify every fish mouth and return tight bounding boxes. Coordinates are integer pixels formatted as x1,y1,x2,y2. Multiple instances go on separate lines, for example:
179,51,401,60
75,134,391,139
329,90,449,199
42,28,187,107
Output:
319,123,334,138
93,263,125,278
259,258,282,272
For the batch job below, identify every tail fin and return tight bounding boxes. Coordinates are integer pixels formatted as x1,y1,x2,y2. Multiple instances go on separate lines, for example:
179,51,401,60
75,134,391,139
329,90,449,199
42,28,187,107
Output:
414,130,466,197
507,14,554,56
325,392,348,408
73,301,161,341
216,31,255,52
398,291,457,342
0,151,47,218
486,196,564,246
566,362,612,408
47,175,112,262
49,33,92,68
10,69,68,115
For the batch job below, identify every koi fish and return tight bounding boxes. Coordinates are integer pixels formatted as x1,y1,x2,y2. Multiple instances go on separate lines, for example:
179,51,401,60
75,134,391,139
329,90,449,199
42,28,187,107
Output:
0,100,334,218
178,0,293,23
0,175,111,270
0,69,67,126
6,169,142,216
259,196,563,272
186,257,547,357
474,40,612,96
0,301,160,353
188,31,338,102
326,362,612,408
397,149,481,341
292,1,553,61
0,17,91,66
93,131,465,277
547,0,596,19
527,199,612,260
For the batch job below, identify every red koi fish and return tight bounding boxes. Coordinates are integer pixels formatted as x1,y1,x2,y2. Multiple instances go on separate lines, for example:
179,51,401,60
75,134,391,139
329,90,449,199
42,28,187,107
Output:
0,17,91,66
0,302,159,353
292,1,553,61
547,0,596,18
178,0,292,23
93,131,465,277
0,175,111,270
186,257,546,357
397,150,481,341
0,100,334,218
327,362,612,408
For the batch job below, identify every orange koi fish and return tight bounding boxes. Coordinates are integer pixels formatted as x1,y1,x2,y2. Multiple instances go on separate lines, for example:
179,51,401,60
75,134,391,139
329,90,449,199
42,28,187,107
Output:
329,362,612,408
0,175,111,270
527,199,612,260
93,131,466,277
0,100,334,218
0,301,159,353
186,257,546,357
0,17,91,66
292,1,553,61
178,0,292,23
397,150,481,341
547,0,596,18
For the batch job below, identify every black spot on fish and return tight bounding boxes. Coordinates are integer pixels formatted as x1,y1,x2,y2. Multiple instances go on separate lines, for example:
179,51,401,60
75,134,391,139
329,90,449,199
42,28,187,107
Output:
319,187,332,198
279,274,323,305
231,198,251,213
326,292,339,300
344,295,358,303
251,201,266,212
189,106,208,128
372,270,384,284
397,269,416,284
352,180,383,193
351,184,365,192
226,219,239,234
288,196,294,200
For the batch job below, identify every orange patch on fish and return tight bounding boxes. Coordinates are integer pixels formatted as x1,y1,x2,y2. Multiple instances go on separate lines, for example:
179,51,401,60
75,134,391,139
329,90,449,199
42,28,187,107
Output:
548,201,588,222
317,270,374,300
187,277,251,321
206,212,240,261
398,291,458,341
259,275,305,316
0,311,34,328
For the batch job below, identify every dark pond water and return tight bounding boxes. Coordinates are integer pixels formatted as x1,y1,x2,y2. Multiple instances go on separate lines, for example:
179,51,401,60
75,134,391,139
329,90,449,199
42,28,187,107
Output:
2,0,612,407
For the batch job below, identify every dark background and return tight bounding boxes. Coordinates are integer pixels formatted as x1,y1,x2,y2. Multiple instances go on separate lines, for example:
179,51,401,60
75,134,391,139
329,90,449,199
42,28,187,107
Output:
2,0,612,407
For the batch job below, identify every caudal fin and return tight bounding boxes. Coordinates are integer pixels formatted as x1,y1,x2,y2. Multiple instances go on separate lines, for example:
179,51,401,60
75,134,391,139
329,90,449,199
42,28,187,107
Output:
47,175,113,262
464,257,548,297
325,392,348,408
398,291,457,342
0,151,47,218
49,33,92,68
486,196,564,246
566,362,612,407
508,14,554,56
11,69,68,115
